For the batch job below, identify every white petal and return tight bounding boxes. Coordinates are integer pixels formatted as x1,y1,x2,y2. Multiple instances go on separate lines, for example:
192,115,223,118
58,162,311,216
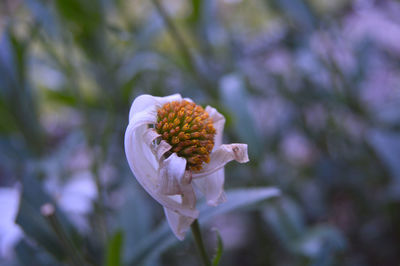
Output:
192,144,249,179
164,207,195,240
158,154,197,212
154,140,172,161
129,94,182,121
125,95,199,218
143,129,172,161
192,106,228,205
157,153,187,195
193,168,226,206
205,106,225,147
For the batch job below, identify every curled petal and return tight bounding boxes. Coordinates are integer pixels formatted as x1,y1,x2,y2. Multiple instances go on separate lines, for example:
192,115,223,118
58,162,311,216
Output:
164,207,195,240
193,144,249,179
143,128,172,161
143,128,160,143
205,106,225,147
154,140,173,161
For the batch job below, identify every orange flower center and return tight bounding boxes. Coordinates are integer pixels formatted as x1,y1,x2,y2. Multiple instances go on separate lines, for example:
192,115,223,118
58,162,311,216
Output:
156,100,216,171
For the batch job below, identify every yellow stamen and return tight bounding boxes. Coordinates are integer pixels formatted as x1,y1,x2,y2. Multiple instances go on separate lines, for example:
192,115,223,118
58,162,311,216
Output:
156,100,216,171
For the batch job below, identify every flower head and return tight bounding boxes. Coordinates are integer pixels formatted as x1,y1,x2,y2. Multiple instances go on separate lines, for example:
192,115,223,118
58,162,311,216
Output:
124,94,249,239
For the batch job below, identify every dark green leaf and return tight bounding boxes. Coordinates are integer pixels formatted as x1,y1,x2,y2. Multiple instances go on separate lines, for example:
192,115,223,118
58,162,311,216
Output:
187,0,202,25
15,239,61,266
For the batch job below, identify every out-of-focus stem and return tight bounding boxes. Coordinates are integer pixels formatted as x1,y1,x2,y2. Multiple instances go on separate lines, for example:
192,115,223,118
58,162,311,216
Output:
41,203,86,266
151,0,217,98
151,0,196,71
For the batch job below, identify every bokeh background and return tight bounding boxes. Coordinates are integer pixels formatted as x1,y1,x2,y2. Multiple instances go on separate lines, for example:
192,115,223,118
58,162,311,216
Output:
1,0,400,265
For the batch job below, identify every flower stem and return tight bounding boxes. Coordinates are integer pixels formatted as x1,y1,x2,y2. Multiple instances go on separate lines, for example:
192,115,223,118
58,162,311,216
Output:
191,219,211,266
41,203,86,266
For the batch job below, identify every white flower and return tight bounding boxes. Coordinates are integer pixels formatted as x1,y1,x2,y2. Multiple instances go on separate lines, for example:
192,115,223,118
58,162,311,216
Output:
0,187,23,258
124,94,249,240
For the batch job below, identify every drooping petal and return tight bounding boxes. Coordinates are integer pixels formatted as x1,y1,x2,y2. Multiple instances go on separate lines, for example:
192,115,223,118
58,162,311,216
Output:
192,144,248,206
164,207,195,240
192,168,226,206
205,106,225,147
193,144,249,179
190,106,228,206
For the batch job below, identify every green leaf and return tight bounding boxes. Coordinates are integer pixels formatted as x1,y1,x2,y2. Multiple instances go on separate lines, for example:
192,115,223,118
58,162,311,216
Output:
0,29,45,153
43,89,77,106
106,231,124,266
128,187,280,265
212,229,223,266
0,97,18,133
187,0,202,25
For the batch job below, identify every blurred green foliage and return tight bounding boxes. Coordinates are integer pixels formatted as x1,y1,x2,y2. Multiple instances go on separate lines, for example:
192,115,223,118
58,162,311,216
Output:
1,0,400,265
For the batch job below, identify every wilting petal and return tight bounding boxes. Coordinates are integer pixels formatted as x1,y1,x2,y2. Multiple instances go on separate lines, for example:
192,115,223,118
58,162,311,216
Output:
158,153,187,195
164,207,195,240
205,106,225,147
193,144,249,179
193,168,226,206
192,144,248,206
192,107,228,206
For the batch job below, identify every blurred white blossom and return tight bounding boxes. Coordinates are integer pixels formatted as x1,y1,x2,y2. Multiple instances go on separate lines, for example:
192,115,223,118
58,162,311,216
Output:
0,187,22,259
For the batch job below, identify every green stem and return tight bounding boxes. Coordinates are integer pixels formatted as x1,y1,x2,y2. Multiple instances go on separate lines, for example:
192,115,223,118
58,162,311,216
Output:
191,219,211,266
